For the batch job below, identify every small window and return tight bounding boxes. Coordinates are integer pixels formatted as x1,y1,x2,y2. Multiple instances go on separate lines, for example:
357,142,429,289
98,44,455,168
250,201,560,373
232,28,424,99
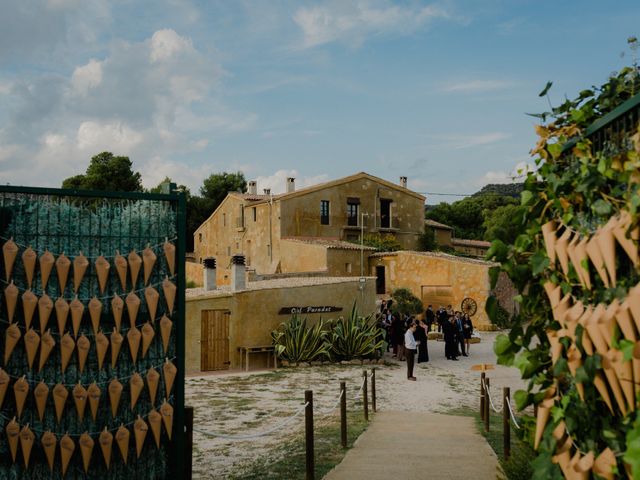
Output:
253,207,257,222
223,213,226,226
227,246,231,256
235,242,239,249
320,200,330,225
347,200,359,226
267,244,272,257
345,263,352,273
198,233,202,243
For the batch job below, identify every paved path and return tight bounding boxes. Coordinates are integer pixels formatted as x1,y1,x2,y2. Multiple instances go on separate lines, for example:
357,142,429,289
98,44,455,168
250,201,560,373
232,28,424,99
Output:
323,411,499,480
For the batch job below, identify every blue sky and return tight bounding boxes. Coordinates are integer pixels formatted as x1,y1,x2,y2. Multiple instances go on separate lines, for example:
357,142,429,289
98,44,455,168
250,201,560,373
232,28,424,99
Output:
1,1,639,201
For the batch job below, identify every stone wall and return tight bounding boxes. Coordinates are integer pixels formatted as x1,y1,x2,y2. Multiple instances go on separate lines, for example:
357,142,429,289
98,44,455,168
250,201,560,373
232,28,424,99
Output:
185,261,203,287
492,271,519,317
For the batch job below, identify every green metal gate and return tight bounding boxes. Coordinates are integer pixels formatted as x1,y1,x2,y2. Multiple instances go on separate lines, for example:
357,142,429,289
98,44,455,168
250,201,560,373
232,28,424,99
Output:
0,185,186,479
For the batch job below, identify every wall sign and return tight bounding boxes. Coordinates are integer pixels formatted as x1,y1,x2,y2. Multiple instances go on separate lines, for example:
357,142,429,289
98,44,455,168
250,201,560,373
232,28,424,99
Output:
278,306,343,315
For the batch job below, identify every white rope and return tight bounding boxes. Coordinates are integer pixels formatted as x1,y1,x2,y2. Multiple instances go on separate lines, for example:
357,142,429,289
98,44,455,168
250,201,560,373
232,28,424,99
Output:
484,382,503,414
353,377,367,402
193,401,309,440
316,389,344,416
505,397,520,430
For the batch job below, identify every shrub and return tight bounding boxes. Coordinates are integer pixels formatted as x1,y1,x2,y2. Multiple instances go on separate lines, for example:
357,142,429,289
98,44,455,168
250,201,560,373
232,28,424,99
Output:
390,288,423,317
271,315,330,365
328,304,385,361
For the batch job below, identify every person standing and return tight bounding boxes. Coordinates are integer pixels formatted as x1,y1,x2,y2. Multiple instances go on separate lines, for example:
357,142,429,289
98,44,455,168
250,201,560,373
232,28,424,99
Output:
391,313,405,360
415,319,429,363
425,305,435,332
405,322,418,380
455,312,467,357
436,306,447,333
443,315,458,360
463,313,474,355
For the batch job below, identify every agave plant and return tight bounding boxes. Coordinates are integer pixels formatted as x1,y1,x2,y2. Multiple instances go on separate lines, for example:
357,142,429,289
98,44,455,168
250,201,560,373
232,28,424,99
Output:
271,314,330,365
328,303,385,361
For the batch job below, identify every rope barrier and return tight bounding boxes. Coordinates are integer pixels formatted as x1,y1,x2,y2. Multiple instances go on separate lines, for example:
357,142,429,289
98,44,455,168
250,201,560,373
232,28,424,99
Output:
504,397,520,430
483,380,503,414
352,377,366,403
316,389,344,416
193,401,309,441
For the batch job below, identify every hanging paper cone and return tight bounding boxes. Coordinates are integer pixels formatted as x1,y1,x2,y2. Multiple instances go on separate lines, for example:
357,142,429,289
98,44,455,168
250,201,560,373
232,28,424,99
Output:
555,228,572,276
628,284,640,332
160,315,172,355
114,251,128,291
128,250,142,287
34,381,49,421
142,246,156,286
564,301,585,341
134,416,148,458
4,281,18,323
586,233,610,288
147,368,160,406
22,247,36,289
53,383,68,423
95,331,109,370
164,240,175,276
566,346,585,400
160,401,174,439
567,234,586,288
109,379,123,418
77,340,94,376
38,293,53,333
23,328,40,370
596,222,617,287
593,447,616,480
73,251,89,293
163,277,176,313
546,330,563,365
79,432,94,473
55,253,71,294
552,438,573,479
601,353,628,416
127,326,141,364
55,297,69,335
593,372,614,413
148,409,162,448
19,425,35,469
141,322,155,359
88,382,101,421
130,373,144,410
40,250,55,290
599,301,619,348
89,297,102,335
95,255,110,294
115,425,130,464
112,294,124,331
633,341,640,391
22,289,37,330
534,397,554,450
617,300,637,342
60,333,75,373
575,308,594,355
543,282,561,308
0,369,8,408
609,349,635,412
584,304,608,355
145,286,159,322
126,291,140,328
551,421,566,442
541,221,557,264
553,294,572,324
73,383,88,421
39,330,55,372
571,451,593,480
5,417,19,462
2,238,18,281
111,329,123,368
70,296,84,338
575,237,591,290
60,433,75,476
613,211,639,266
4,323,21,365
13,376,29,417
41,431,56,471
163,359,177,398
99,428,113,469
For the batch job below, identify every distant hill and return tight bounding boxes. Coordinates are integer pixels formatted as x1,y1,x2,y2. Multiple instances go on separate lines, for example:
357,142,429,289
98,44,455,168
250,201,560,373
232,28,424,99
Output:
472,183,524,198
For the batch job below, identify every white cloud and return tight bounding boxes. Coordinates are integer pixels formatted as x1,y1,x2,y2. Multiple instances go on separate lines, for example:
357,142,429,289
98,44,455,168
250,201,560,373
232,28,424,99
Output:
293,1,448,49
71,59,103,96
441,79,515,93
431,132,511,149
477,160,536,185
150,29,194,63
76,121,143,152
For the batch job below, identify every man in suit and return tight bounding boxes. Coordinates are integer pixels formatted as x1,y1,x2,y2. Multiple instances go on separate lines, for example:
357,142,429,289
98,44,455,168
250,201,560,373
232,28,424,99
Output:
425,305,435,332
455,311,467,357
443,315,458,360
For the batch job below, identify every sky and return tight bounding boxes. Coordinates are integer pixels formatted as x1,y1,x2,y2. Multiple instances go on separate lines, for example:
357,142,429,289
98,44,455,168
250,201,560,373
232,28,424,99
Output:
1,1,639,202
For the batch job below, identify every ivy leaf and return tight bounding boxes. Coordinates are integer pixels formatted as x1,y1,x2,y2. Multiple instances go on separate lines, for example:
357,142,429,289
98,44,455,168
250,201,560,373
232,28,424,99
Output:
592,199,612,216
620,339,635,361
625,414,640,479
488,266,501,289
530,249,550,276
539,81,553,97
514,389,530,410
521,190,534,206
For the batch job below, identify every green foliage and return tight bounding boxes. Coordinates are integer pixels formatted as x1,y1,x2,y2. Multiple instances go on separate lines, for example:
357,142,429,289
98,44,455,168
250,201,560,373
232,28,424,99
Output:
328,304,385,360
417,225,438,251
62,151,143,192
482,204,525,245
390,288,423,317
271,314,329,365
361,233,401,252
490,54,640,476
200,171,247,208
485,295,512,329
473,183,524,199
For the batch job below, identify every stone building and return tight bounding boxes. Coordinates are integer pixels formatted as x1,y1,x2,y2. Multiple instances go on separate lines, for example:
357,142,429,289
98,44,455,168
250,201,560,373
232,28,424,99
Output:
193,172,425,285
425,219,491,258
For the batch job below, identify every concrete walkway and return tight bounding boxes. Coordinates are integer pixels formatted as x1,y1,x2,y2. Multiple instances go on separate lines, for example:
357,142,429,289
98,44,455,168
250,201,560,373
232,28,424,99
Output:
323,411,499,480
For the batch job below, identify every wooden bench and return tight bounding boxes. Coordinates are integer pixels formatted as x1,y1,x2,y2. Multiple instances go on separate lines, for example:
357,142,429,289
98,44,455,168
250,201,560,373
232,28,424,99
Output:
237,345,277,372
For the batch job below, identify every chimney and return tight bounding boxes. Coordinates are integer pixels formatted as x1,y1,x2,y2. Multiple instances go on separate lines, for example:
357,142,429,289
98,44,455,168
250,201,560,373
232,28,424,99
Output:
248,181,257,195
203,257,217,291
286,177,295,193
400,176,407,188
263,188,271,195
230,254,246,291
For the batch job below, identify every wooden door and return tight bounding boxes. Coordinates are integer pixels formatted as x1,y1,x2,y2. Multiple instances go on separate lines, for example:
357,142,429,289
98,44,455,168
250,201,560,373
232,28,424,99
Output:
201,310,230,371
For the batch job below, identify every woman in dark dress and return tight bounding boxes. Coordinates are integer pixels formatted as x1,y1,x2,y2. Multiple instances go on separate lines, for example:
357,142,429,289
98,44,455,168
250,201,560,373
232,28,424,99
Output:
415,319,429,363
462,314,474,355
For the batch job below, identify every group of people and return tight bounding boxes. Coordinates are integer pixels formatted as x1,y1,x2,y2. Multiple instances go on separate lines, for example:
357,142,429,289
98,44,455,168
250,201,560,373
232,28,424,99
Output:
378,301,474,381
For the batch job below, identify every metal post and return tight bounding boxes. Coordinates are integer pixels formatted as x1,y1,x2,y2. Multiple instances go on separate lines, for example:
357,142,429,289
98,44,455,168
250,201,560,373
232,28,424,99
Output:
484,378,490,433
305,390,314,480
363,371,369,421
503,387,510,459
480,372,485,421
340,382,347,448
371,368,377,413
184,406,193,480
